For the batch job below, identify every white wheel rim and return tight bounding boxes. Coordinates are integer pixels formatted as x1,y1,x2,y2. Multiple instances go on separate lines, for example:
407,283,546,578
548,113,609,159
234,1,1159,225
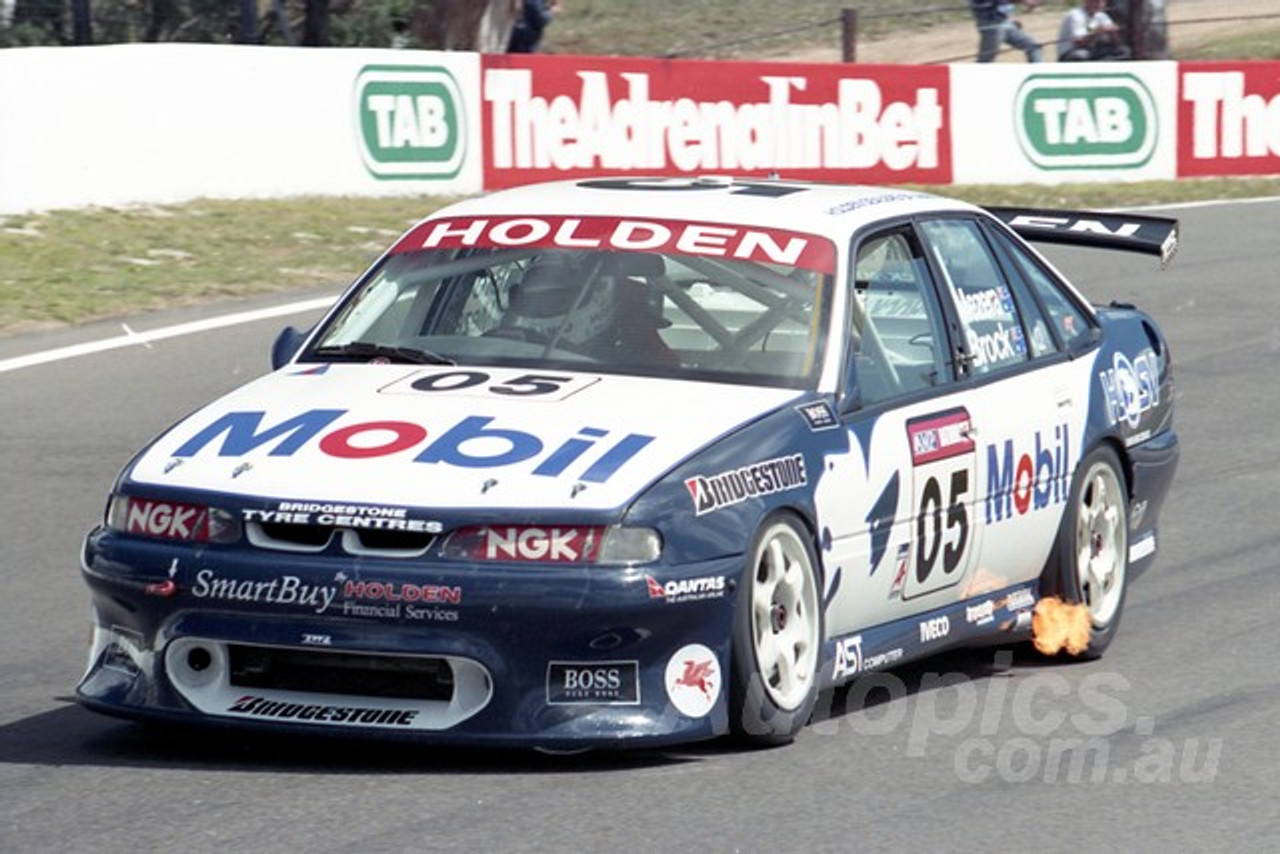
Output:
749,524,820,711
1074,461,1127,627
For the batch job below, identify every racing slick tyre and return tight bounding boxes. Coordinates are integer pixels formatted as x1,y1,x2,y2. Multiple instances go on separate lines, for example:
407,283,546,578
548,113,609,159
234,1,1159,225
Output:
730,513,823,746
1041,444,1130,660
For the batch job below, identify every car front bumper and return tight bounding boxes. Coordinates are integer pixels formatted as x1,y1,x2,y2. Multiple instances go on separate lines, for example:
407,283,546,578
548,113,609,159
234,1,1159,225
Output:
77,529,741,750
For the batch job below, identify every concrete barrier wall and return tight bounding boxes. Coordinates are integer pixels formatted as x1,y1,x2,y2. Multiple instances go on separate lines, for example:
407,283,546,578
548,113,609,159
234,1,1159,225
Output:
1,44,1276,214
0,44,482,214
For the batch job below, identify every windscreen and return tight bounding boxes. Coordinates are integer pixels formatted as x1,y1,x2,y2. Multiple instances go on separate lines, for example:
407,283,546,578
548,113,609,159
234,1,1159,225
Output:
306,215,835,388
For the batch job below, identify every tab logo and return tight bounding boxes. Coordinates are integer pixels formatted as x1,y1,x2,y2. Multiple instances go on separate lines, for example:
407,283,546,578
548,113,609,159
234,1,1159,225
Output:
355,65,465,180
1014,73,1156,170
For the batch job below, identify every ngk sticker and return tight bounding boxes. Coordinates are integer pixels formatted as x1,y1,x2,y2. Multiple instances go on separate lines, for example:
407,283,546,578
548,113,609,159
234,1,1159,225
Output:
124,498,206,540
481,56,949,186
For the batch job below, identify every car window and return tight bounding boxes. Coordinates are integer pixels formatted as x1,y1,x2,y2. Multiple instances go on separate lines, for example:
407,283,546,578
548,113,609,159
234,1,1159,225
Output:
307,243,833,389
980,224,1059,359
851,228,952,407
995,230,1094,351
919,218,1030,376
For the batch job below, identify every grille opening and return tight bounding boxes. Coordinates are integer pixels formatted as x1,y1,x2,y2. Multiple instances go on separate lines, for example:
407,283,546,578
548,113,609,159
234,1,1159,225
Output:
228,645,454,702
257,522,333,548
352,528,435,552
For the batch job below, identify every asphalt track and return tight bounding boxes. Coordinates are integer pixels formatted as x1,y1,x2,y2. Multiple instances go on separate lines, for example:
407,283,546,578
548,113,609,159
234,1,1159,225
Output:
2,200,1277,852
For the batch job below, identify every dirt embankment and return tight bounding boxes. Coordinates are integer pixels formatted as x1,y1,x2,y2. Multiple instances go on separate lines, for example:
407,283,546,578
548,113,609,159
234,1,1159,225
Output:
785,0,1278,64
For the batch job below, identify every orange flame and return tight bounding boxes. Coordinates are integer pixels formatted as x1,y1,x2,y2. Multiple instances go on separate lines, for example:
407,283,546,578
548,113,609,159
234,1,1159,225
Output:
1032,596,1091,656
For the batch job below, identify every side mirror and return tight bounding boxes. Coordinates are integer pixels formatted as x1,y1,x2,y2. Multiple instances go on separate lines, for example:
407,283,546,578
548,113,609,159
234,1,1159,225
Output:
270,326,309,370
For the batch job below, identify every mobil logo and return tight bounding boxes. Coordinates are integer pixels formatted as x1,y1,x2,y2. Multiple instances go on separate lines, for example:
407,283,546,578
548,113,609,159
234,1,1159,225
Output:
984,424,1071,524
170,408,654,484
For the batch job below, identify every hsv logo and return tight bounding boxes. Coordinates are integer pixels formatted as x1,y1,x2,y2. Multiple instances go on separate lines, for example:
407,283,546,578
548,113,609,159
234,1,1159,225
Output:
1098,348,1160,429
395,215,835,273
985,425,1071,524
170,409,653,485
664,643,720,718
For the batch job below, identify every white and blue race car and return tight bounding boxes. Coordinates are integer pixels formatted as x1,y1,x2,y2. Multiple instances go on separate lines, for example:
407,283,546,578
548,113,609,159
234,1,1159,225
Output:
78,177,1179,749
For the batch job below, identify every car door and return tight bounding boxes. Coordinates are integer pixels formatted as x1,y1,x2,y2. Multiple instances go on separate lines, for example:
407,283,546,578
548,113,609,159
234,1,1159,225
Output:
917,216,1094,596
818,222,989,642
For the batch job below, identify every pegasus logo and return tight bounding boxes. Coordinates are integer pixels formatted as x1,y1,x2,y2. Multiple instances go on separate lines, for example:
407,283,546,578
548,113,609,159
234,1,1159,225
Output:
674,659,716,699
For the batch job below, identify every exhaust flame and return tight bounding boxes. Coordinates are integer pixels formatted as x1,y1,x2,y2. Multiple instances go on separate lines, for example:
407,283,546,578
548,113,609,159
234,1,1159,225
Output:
1032,596,1091,656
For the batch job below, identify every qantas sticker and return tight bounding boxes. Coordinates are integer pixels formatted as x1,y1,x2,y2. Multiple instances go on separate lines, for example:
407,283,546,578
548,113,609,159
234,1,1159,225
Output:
685,454,808,516
646,574,727,604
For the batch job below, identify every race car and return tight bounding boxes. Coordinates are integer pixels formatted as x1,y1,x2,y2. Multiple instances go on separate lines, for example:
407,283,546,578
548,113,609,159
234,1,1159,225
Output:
77,176,1179,749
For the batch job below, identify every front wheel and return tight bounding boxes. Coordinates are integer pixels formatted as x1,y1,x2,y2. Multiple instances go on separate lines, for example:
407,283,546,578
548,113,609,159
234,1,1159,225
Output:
729,514,823,746
1042,445,1129,659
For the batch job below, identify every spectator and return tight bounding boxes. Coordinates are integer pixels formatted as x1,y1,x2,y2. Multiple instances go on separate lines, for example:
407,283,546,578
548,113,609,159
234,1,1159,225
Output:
969,1,1043,63
1057,0,1131,60
507,0,562,54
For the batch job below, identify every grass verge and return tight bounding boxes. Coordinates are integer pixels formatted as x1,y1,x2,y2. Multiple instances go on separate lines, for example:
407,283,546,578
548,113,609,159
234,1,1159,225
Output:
3,177,1278,336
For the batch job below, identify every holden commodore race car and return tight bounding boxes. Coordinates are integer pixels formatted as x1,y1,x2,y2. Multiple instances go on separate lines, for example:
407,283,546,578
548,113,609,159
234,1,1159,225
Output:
78,176,1179,749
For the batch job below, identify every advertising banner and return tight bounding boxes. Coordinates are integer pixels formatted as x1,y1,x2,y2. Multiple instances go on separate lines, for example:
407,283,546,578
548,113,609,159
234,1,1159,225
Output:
1178,61,1280,177
950,62,1178,185
481,54,952,188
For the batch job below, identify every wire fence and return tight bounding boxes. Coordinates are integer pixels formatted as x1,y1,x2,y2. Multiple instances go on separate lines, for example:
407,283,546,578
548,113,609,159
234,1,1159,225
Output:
662,5,1280,64
3,2,1278,61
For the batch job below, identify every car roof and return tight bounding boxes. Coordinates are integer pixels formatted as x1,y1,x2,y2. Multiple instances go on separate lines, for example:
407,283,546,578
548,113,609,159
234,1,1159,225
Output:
423,177,984,243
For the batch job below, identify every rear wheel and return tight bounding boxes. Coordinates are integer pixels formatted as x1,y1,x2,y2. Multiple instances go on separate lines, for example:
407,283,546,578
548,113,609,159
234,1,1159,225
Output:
1043,445,1129,659
730,514,822,745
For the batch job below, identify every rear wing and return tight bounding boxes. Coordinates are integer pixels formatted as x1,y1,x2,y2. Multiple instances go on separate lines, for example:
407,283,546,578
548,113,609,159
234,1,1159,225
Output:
985,206,1179,267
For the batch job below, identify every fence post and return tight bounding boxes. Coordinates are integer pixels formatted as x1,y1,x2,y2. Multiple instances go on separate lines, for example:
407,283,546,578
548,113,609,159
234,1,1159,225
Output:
1129,0,1147,60
842,7,858,63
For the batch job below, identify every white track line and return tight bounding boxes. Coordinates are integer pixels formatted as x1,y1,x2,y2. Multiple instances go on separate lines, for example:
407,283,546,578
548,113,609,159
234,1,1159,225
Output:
4,196,1277,376
0,297,333,375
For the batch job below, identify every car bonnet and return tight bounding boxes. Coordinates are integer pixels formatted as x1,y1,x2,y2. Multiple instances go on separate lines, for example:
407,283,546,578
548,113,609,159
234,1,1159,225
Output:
124,364,804,512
